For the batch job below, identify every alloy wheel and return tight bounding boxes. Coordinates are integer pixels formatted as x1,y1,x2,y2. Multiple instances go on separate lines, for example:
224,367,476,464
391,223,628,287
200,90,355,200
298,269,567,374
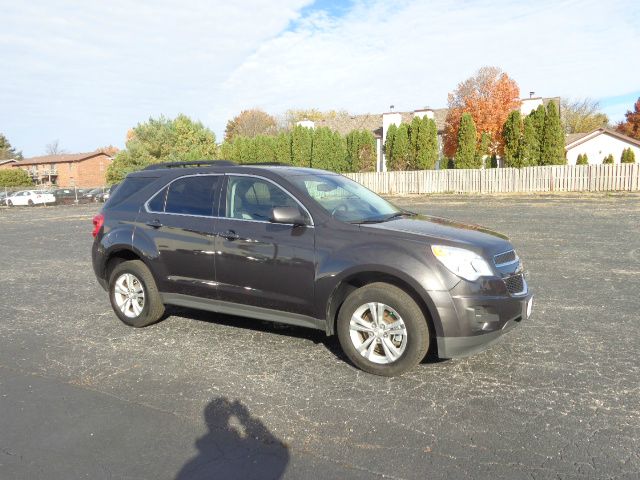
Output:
113,273,145,318
349,302,408,364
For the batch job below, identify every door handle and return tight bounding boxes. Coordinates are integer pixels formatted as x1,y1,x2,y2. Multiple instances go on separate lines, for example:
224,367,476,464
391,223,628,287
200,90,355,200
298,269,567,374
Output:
146,219,163,229
220,230,240,241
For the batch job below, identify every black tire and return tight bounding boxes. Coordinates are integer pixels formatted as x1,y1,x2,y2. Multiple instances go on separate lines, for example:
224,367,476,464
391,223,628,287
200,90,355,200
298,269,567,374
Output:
108,260,165,327
28,199,34,207
337,282,430,377
7,200,12,207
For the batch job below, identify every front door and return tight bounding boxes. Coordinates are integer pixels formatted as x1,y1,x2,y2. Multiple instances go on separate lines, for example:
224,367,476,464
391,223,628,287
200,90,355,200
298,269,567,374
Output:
135,174,222,299
214,175,316,317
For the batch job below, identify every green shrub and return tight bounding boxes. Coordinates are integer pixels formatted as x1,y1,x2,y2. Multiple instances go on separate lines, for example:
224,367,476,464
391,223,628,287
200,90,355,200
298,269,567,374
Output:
602,154,614,164
621,148,636,163
576,153,588,165
0,168,33,187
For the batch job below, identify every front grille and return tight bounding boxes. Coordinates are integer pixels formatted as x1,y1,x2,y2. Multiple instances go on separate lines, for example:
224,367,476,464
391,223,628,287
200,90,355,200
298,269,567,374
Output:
494,250,517,266
504,274,526,295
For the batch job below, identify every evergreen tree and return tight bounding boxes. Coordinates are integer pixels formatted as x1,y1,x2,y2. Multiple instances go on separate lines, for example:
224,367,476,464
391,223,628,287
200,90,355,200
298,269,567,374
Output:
219,140,234,160
602,154,614,164
274,132,292,164
388,124,410,170
502,111,523,167
476,132,491,168
106,114,217,184
291,125,313,167
530,104,546,142
521,115,541,166
0,133,23,160
409,116,422,169
311,127,334,170
621,147,636,163
576,153,588,165
330,131,349,172
414,117,438,170
252,135,277,163
540,100,566,165
455,113,479,168
384,123,398,169
345,130,375,172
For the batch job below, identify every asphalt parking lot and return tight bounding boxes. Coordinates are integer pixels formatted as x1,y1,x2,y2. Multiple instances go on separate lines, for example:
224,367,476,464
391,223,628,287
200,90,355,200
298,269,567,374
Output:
1,194,639,480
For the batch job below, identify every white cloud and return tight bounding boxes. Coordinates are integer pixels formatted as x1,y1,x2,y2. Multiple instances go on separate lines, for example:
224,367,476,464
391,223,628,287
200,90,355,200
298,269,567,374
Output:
223,0,640,117
0,0,638,156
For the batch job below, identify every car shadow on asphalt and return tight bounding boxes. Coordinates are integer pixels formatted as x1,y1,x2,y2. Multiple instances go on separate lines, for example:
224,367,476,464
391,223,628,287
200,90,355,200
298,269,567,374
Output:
176,396,289,480
166,306,446,367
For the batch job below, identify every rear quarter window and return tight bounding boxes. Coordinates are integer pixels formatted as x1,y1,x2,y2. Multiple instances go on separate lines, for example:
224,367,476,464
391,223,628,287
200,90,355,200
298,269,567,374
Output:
105,177,157,207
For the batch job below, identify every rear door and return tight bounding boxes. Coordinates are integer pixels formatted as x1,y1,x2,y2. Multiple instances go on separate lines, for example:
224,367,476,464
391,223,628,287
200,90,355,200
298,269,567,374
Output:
135,174,222,299
214,174,316,317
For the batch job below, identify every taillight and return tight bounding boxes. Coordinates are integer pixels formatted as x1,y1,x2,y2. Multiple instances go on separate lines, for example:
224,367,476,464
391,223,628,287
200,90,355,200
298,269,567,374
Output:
92,214,104,238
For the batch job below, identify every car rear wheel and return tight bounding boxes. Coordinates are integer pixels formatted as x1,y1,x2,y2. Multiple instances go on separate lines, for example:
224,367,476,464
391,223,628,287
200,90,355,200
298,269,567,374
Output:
108,260,165,327
337,282,430,377
28,199,34,206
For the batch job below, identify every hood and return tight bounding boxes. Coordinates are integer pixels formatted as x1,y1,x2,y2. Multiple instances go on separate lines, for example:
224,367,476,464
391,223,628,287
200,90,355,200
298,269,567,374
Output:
361,214,512,256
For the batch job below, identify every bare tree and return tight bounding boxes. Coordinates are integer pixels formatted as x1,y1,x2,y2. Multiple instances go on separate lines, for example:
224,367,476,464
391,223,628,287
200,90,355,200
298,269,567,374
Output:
561,98,609,133
45,139,68,155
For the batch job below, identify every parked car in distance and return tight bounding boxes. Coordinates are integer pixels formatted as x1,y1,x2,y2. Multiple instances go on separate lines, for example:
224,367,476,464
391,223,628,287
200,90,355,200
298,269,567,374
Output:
92,160,533,376
53,188,76,198
0,191,11,203
6,190,56,207
95,185,115,202
82,188,104,201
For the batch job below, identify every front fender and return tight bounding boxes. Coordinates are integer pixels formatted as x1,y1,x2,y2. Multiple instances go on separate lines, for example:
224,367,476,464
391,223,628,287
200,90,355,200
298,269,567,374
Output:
314,236,458,337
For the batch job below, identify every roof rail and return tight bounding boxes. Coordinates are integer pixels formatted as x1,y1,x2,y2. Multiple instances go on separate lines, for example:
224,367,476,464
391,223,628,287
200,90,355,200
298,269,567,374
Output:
143,160,236,170
242,162,291,166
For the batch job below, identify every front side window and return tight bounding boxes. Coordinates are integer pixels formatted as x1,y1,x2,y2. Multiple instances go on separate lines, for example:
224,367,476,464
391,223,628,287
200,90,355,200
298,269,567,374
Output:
225,176,302,222
158,175,221,216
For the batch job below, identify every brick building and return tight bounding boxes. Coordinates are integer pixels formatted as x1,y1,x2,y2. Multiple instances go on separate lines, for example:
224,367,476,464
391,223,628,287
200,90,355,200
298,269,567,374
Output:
12,151,113,187
0,159,18,170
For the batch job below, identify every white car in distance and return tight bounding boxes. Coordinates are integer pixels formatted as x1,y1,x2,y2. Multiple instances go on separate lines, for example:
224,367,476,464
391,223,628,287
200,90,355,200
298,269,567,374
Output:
5,190,56,207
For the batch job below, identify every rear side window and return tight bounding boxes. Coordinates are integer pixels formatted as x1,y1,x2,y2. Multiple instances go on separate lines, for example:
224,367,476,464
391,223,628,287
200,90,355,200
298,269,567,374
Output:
158,175,221,216
105,177,155,207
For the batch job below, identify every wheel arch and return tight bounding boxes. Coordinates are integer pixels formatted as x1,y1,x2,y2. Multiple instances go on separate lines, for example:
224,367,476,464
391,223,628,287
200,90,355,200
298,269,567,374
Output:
325,270,443,345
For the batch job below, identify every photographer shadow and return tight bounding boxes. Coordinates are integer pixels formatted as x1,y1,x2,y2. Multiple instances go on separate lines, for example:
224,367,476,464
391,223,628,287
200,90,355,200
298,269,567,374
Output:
176,397,289,480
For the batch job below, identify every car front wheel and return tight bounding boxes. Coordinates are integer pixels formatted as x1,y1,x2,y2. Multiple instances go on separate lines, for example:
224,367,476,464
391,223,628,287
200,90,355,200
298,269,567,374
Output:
337,282,430,377
108,260,165,327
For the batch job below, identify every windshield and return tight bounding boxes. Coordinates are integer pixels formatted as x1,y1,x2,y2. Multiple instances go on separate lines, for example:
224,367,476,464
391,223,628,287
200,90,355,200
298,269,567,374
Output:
289,173,405,223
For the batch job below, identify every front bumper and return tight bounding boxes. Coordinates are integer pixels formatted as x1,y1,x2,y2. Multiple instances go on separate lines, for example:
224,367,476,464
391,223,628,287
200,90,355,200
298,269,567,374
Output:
433,290,533,358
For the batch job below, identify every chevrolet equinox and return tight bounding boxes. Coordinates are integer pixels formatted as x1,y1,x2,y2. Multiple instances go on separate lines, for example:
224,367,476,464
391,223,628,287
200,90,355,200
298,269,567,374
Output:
92,161,533,376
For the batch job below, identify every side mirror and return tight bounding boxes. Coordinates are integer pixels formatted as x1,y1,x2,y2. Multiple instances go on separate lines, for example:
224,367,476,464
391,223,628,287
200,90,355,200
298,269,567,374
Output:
270,206,307,226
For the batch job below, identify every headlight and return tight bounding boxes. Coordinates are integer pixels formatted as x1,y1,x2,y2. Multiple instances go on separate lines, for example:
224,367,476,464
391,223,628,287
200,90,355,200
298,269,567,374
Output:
431,245,494,281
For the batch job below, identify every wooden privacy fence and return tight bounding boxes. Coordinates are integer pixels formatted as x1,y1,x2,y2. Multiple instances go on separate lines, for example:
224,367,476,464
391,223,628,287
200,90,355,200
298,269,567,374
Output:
345,164,640,195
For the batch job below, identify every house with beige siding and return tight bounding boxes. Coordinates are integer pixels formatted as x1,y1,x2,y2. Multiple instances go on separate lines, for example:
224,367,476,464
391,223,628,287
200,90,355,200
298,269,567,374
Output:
12,151,113,187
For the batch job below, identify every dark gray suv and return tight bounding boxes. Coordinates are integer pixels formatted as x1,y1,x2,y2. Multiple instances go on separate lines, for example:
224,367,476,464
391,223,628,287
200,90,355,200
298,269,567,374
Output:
92,161,533,376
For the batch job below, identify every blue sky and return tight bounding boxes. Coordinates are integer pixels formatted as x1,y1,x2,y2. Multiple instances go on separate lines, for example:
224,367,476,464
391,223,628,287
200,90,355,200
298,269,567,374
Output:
1,0,638,157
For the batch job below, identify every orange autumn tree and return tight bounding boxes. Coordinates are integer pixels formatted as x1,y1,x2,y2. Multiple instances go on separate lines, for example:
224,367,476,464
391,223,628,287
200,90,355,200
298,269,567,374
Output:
615,97,640,141
443,67,521,158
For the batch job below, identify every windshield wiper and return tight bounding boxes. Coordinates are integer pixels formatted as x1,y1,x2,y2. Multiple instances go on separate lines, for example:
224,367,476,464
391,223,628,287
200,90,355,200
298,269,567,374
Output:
351,211,416,225
382,211,417,221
